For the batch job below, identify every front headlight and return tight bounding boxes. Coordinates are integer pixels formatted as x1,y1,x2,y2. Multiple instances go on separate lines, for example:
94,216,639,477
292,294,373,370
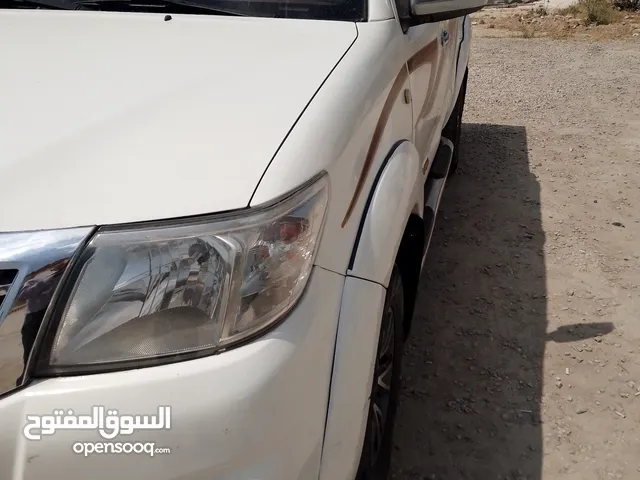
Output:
41,174,328,372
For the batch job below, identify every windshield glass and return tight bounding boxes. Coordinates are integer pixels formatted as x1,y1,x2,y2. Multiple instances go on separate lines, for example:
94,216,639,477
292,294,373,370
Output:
1,0,366,21
202,0,366,19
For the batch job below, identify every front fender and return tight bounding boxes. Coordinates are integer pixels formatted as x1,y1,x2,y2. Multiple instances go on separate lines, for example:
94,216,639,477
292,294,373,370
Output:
347,140,423,287
318,275,387,480
318,140,422,480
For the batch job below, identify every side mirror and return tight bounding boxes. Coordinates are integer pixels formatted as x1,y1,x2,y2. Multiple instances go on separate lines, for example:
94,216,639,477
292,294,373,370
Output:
409,0,488,23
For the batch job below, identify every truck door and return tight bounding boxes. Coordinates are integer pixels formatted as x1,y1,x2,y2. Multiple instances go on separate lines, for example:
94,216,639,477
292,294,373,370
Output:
402,21,450,175
440,17,465,122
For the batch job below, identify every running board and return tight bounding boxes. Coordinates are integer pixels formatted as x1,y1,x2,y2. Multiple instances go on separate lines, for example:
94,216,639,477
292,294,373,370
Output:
422,137,454,265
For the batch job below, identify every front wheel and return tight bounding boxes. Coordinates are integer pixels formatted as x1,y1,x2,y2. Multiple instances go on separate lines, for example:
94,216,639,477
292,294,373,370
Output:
355,265,405,480
443,68,468,176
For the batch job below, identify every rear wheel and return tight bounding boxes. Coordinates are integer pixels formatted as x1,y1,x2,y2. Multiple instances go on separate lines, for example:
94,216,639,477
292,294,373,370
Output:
443,68,468,175
356,265,404,480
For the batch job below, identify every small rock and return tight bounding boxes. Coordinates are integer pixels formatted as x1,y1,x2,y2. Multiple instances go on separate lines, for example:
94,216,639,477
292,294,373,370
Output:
488,23,496,28
472,21,478,25
594,336,602,343
612,222,625,228
576,407,588,414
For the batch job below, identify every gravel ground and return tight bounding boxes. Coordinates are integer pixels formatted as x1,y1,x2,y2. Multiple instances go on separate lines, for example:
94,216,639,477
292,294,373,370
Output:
391,34,640,480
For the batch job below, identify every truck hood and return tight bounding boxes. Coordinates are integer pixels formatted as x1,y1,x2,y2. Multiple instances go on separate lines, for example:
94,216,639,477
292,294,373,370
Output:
0,11,356,231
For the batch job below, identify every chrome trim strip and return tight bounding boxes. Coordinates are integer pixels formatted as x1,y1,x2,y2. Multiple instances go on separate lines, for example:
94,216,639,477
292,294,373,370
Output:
0,227,93,397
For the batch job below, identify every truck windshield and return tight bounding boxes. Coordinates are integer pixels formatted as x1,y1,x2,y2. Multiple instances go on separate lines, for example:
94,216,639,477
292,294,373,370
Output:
1,0,365,21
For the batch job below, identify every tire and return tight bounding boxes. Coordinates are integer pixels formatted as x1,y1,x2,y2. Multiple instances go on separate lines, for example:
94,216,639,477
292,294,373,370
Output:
443,68,468,176
355,265,405,480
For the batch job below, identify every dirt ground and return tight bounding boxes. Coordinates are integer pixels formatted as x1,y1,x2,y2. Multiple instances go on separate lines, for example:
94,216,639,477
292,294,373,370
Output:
391,29,640,480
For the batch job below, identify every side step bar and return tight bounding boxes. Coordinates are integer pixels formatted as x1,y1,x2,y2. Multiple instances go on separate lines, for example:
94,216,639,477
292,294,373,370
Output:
422,137,454,265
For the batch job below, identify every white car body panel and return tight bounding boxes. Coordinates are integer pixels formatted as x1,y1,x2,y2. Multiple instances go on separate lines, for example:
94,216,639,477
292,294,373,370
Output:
0,12,356,232
0,0,474,476
251,20,415,276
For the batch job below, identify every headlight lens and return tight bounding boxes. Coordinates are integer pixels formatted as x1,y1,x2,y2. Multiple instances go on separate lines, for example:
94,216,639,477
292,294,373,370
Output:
46,174,328,369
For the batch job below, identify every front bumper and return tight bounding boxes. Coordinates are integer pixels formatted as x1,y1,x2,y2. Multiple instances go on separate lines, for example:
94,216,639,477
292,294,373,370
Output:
0,267,344,480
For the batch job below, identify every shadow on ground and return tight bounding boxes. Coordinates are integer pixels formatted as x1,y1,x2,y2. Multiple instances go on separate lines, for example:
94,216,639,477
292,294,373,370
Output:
391,123,545,480
390,123,609,480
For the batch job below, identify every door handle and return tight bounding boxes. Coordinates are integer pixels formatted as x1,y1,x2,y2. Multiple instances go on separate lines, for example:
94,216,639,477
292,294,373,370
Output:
441,29,450,45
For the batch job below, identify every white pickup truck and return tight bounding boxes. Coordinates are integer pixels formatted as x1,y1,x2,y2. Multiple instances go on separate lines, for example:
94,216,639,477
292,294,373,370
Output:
0,0,485,477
